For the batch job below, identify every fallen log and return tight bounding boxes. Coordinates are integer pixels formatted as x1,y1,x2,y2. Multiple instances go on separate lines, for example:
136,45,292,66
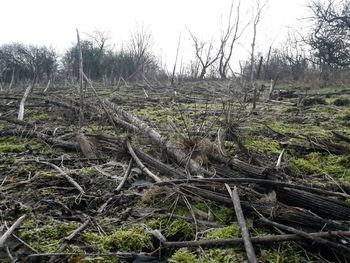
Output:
103,100,203,174
275,188,350,220
133,147,187,178
152,178,350,199
161,230,350,248
178,185,349,232
208,154,267,178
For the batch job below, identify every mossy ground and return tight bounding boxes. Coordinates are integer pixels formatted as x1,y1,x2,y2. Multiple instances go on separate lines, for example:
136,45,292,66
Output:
1,81,349,262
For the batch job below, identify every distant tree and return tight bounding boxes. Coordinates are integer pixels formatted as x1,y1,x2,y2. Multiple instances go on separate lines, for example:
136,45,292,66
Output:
248,0,268,83
218,0,248,79
189,31,220,79
308,0,350,68
0,43,57,85
63,40,105,80
86,29,112,51
127,24,159,80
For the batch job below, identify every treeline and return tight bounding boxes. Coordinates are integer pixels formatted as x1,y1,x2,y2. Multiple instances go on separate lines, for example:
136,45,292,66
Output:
0,27,162,87
0,0,349,86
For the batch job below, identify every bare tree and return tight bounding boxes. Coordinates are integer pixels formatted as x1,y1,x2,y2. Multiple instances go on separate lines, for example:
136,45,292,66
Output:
76,29,84,127
128,23,155,78
308,0,350,68
171,33,181,84
249,0,268,83
218,0,248,79
86,29,111,52
189,31,220,79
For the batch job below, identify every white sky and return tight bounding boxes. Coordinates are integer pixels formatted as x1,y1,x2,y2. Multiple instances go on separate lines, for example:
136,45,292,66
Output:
0,0,310,70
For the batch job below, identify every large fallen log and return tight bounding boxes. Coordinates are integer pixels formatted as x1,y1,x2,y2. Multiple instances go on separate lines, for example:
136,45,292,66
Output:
103,100,202,174
275,188,350,220
177,185,349,232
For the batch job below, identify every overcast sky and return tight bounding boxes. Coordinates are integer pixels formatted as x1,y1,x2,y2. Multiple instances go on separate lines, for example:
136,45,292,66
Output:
1,0,310,70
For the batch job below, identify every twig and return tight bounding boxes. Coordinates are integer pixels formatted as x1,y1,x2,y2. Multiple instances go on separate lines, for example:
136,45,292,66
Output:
162,230,350,248
225,185,257,263
126,140,161,182
37,160,85,195
0,214,27,247
115,158,133,192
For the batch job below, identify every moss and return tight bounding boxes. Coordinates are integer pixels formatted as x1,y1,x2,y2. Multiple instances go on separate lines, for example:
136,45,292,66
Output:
19,218,78,252
82,226,152,252
289,152,350,176
203,225,240,240
80,167,96,176
193,201,209,212
202,248,243,263
168,249,198,263
26,110,50,121
259,244,309,263
213,206,235,225
0,143,23,153
246,139,281,155
0,137,46,155
147,218,194,240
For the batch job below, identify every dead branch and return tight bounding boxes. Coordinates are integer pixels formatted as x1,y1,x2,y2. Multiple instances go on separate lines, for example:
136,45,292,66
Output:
226,185,257,263
0,214,27,247
258,215,350,257
126,140,161,182
115,158,133,192
37,160,85,195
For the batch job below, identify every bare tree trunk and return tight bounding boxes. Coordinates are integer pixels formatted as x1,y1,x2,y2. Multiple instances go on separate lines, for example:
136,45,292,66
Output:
171,33,181,84
76,29,84,128
9,69,15,89
252,56,263,111
43,79,51,93
18,85,33,121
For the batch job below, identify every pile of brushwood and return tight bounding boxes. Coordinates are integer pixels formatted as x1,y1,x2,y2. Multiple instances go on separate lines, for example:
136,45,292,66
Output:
0,80,350,263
